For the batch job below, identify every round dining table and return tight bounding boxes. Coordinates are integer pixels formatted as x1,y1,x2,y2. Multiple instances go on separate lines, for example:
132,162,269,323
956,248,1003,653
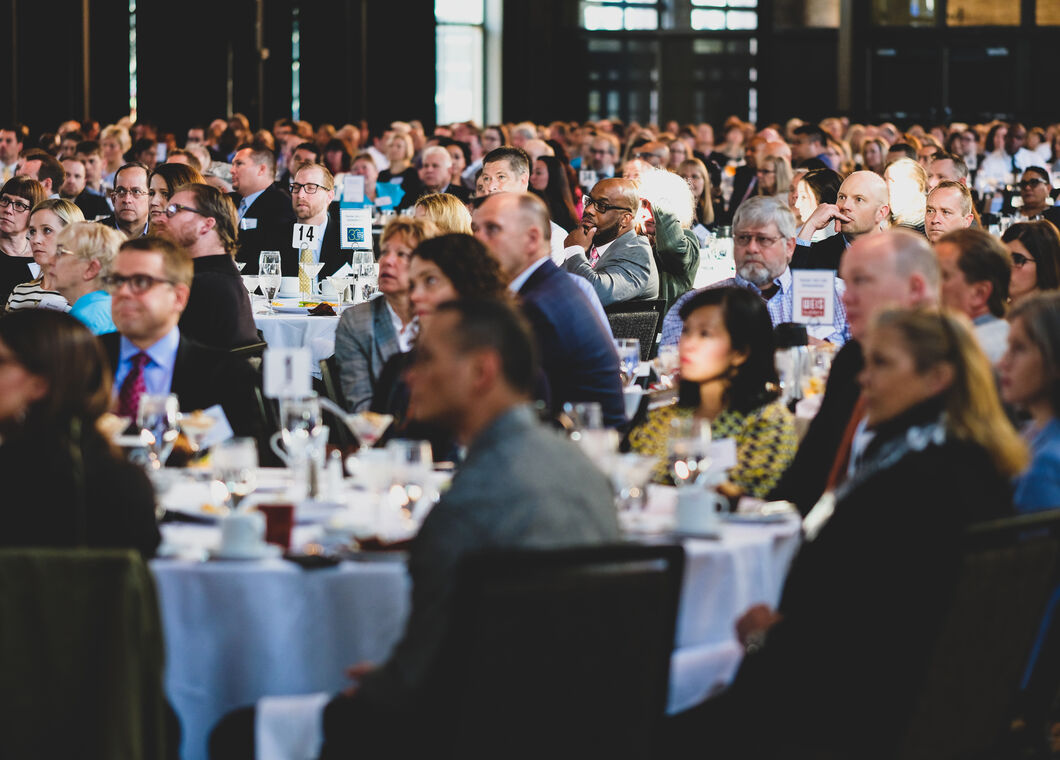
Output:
151,501,800,760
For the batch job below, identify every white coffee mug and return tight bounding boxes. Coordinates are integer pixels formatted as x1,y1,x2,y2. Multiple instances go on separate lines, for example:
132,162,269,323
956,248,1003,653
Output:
219,510,266,556
278,276,300,296
675,487,725,536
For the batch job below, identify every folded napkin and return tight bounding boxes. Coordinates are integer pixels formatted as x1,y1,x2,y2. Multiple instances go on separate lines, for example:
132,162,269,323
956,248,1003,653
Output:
256,691,330,760
308,303,336,316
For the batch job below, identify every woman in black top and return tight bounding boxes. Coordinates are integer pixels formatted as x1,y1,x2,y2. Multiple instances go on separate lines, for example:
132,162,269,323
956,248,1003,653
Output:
0,310,160,557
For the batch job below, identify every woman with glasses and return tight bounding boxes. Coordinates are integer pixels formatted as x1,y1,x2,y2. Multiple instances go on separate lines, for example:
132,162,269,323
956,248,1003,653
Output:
147,162,204,234
754,154,793,199
678,158,716,247
0,176,47,306
50,222,124,335
5,198,84,312
1014,166,1053,221
0,309,159,557
1003,220,1060,306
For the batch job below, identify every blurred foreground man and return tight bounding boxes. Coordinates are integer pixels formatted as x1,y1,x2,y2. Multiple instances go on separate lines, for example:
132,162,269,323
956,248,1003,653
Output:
210,299,619,760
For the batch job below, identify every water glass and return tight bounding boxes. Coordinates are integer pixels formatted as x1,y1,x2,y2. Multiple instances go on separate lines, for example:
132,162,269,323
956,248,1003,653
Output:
614,338,641,386
259,262,282,313
212,437,259,509
666,417,712,487
137,393,179,470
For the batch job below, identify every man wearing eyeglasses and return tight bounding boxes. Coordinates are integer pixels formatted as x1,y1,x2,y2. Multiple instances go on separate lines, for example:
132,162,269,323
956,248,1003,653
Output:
561,177,659,306
97,162,151,239
587,135,618,179
1015,166,1053,221
158,184,257,350
660,196,849,349
229,143,295,273
100,235,264,442
280,163,347,281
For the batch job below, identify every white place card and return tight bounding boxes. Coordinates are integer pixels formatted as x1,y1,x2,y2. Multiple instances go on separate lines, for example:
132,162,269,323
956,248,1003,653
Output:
342,175,365,205
263,348,312,399
340,207,373,250
791,269,835,325
708,437,738,471
197,404,234,449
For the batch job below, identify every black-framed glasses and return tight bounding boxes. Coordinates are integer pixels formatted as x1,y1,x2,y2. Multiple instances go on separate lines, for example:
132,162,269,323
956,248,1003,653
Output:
1018,179,1048,189
0,196,31,212
110,187,149,198
1011,252,1036,269
755,169,776,176
289,182,331,194
583,195,633,214
101,273,177,294
164,203,208,219
734,232,784,247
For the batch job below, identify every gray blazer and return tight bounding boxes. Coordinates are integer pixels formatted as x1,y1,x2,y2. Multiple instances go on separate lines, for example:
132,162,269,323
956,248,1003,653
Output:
334,296,402,412
562,228,660,306
356,405,621,710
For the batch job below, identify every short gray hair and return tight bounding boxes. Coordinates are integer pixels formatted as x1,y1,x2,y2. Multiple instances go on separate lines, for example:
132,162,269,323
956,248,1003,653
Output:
888,227,940,294
732,195,796,239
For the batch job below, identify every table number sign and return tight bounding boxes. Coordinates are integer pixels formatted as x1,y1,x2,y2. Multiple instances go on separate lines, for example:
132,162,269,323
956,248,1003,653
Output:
339,207,373,250
264,347,313,399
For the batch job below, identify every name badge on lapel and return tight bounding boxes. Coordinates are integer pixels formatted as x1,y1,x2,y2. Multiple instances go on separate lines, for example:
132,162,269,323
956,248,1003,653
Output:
240,217,258,231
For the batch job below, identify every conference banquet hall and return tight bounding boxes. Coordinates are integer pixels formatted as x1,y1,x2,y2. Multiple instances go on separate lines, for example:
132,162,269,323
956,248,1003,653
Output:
2,0,1060,757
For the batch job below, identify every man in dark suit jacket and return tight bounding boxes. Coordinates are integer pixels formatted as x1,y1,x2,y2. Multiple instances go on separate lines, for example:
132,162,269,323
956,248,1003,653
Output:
59,157,111,220
474,192,626,427
277,164,349,280
228,144,296,274
791,170,890,270
411,145,472,206
102,235,264,444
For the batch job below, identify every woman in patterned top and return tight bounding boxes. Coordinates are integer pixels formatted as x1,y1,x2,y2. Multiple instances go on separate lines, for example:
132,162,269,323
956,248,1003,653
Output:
629,285,796,497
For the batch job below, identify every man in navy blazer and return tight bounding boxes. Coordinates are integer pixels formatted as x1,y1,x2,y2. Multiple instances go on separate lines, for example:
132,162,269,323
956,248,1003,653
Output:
473,192,626,427
228,144,296,273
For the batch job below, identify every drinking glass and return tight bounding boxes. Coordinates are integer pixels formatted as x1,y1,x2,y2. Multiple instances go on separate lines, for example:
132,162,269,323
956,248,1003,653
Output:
666,418,712,487
241,274,259,294
235,261,246,272
259,251,281,272
387,440,433,518
178,410,216,467
614,338,641,386
212,437,259,510
327,274,355,305
353,250,378,302
299,260,324,299
655,344,680,388
137,393,179,470
259,262,282,314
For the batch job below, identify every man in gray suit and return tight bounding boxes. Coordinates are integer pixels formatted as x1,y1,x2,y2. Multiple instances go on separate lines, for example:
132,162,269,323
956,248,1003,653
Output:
210,298,620,760
562,177,659,306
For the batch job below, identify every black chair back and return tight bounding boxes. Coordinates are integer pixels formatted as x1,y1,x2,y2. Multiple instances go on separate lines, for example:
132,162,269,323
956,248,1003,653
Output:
426,543,684,759
318,356,354,448
895,509,1060,759
605,299,666,360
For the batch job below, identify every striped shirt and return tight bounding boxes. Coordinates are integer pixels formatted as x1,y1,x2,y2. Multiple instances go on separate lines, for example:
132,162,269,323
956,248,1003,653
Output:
4,277,69,312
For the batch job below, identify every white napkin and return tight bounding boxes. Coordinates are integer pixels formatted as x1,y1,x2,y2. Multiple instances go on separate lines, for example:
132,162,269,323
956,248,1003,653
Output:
256,691,330,760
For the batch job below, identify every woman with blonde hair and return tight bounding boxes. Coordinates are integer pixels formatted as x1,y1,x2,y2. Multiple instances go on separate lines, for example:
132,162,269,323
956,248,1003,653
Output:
678,157,715,246
669,306,1023,756
6,198,84,312
755,154,793,199
413,192,472,235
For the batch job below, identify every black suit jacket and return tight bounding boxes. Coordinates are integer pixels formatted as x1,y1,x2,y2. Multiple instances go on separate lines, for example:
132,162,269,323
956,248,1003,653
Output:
178,254,259,349
277,202,350,279
790,233,847,271
722,165,757,224
517,259,626,428
99,331,266,446
230,186,297,274
73,191,112,221
1043,206,1060,230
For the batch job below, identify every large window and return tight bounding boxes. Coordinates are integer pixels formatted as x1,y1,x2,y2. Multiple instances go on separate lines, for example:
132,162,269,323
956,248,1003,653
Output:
582,0,660,31
129,0,138,119
436,0,496,125
690,0,758,31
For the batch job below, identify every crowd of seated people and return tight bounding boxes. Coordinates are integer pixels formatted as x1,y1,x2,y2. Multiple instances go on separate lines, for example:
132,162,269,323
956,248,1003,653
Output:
3,111,1060,757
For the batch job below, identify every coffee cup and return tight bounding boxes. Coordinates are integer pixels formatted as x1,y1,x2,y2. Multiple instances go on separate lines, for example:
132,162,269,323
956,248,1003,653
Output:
218,510,267,557
675,487,725,536
278,276,300,297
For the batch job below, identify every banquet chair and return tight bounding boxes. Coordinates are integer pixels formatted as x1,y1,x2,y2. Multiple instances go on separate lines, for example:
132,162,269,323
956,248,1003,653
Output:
605,299,666,360
894,509,1060,760
425,543,684,759
318,355,355,448
0,548,170,760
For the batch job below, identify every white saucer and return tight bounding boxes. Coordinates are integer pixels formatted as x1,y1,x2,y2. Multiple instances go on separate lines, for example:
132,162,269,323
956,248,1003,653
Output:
208,543,283,561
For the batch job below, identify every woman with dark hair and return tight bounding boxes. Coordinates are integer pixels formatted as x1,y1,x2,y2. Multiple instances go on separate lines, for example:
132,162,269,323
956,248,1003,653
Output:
322,138,352,175
371,234,507,448
0,310,159,556
1001,291,1060,511
147,162,205,233
126,137,157,170
480,124,509,154
1003,220,1060,305
629,286,796,497
529,155,579,232
1014,166,1053,221
0,176,47,305
791,168,841,238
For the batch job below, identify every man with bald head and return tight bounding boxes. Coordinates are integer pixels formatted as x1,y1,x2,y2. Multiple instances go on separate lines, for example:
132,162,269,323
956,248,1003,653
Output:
473,192,626,427
562,177,659,305
771,229,940,513
416,145,470,202
791,170,890,270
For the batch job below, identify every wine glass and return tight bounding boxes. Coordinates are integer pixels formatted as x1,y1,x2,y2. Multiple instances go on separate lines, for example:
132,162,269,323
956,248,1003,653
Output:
299,260,324,299
178,410,216,468
327,274,355,305
241,274,259,294
655,344,680,388
259,262,282,314
212,437,258,510
235,261,246,272
614,338,641,387
259,250,281,272
137,394,180,470
353,250,377,302
666,417,712,487
387,440,433,520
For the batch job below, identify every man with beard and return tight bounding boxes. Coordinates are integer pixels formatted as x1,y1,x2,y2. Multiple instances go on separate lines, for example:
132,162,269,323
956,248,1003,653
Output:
661,196,848,348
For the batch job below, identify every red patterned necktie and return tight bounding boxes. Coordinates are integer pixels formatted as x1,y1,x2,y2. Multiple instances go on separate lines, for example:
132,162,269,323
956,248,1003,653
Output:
588,245,600,267
116,352,149,419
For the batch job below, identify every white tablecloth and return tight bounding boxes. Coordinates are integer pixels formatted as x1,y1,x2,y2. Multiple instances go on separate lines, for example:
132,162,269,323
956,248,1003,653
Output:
254,313,339,369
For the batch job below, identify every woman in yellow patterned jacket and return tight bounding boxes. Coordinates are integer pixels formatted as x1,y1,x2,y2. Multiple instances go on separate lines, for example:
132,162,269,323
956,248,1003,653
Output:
629,285,796,497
